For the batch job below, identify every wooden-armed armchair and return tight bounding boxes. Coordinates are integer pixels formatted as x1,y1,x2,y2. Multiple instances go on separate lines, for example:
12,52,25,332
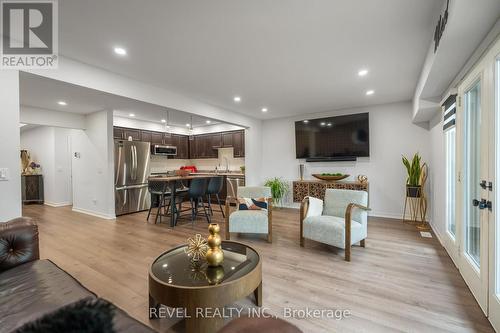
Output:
300,189,370,261
225,186,273,243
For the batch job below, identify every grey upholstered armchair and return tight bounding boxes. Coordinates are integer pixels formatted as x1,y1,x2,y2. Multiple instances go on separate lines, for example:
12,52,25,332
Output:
225,186,273,243
300,189,370,261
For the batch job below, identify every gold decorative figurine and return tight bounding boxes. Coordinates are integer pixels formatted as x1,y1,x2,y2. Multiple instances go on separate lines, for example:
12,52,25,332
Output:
184,234,208,261
205,223,224,267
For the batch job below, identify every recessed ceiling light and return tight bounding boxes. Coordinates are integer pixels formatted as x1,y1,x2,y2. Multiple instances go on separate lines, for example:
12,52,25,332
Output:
358,69,369,76
327,123,332,126
161,119,166,123
186,123,190,127
261,107,268,112
57,101,67,106
320,122,326,126
129,113,135,117
206,120,211,124
165,125,170,129
303,120,309,123
233,96,241,103
114,47,127,56
366,90,375,96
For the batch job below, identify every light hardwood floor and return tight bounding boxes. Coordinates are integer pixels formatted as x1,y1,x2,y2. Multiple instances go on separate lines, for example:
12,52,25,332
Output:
22,204,494,333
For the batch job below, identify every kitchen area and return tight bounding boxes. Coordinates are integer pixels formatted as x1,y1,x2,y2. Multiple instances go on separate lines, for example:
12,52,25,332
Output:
113,123,246,216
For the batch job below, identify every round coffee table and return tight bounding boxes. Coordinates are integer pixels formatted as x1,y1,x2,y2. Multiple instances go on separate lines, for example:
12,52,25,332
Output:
148,241,262,333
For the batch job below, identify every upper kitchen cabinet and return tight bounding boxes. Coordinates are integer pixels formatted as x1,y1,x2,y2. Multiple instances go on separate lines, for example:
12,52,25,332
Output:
221,132,233,148
232,130,245,157
163,133,173,146
172,134,189,159
112,126,244,158
209,133,222,151
123,128,141,141
114,127,141,141
150,131,164,145
113,127,125,139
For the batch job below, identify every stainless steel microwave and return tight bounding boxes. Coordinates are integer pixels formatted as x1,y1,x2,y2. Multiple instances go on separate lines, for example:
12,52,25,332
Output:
151,145,177,156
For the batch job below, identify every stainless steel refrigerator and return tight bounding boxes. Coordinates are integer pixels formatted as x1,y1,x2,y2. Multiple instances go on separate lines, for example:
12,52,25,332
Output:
114,140,151,215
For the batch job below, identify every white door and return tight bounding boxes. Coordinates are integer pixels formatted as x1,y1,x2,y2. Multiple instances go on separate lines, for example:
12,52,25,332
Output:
489,47,500,332
457,67,490,314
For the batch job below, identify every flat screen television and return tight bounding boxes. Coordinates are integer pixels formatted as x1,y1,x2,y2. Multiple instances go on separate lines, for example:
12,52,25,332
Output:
295,112,369,161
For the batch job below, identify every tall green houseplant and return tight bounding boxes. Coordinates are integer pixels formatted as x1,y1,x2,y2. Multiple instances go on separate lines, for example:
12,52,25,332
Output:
264,177,289,207
402,153,422,197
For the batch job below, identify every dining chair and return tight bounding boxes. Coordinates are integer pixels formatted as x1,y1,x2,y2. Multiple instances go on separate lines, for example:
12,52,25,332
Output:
206,176,225,218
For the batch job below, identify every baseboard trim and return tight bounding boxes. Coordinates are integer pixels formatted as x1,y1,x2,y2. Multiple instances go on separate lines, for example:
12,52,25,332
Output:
72,207,116,220
44,202,72,208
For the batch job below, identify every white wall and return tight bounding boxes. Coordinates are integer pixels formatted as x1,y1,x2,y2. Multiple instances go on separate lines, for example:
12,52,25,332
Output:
428,113,446,239
20,126,73,206
0,71,22,221
260,102,431,218
21,106,86,129
71,110,115,219
114,116,190,135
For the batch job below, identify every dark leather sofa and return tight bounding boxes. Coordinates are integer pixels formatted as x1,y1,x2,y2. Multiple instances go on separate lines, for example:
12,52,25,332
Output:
0,217,155,333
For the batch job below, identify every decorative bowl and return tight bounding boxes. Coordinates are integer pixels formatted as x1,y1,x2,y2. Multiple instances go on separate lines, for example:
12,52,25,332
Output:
312,174,349,181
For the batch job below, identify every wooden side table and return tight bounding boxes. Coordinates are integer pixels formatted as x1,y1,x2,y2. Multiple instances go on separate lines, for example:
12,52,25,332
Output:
21,174,44,204
149,241,262,333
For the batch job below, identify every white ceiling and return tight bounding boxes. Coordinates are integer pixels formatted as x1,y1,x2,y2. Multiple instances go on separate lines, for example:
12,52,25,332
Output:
19,72,220,128
57,0,444,119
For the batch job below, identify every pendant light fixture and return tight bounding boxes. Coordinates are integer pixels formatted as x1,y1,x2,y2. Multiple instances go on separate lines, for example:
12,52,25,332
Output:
189,115,194,140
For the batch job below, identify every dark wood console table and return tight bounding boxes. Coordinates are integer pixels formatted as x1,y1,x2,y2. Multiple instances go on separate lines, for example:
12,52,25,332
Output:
293,179,369,202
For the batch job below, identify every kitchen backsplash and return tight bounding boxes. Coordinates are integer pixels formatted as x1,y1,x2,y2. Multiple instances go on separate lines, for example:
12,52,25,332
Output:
149,147,244,174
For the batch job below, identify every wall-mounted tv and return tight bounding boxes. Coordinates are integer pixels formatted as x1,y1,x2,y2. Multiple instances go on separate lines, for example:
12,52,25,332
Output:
295,112,369,161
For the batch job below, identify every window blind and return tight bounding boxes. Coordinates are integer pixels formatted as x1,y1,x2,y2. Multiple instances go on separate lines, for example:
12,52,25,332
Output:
443,94,456,131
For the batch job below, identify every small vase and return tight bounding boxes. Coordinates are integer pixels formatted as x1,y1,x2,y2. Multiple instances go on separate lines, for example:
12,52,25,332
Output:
205,223,224,267
299,164,305,180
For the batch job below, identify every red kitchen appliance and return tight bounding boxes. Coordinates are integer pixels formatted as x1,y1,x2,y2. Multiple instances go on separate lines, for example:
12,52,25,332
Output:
180,165,197,173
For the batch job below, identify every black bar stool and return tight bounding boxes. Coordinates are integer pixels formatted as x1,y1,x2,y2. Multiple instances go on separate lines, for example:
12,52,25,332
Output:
175,178,210,226
147,180,171,224
206,176,225,218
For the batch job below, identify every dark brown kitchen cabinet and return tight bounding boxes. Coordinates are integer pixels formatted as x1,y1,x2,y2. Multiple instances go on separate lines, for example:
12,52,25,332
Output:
140,130,152,143
151,131,164,145
195,135,209,158
221,132,233,148
232,130,245,157
113,127,125,139
163,133,173,145
123,128,141,141
112,126,244,158
209,133,222,150
172,134,189,159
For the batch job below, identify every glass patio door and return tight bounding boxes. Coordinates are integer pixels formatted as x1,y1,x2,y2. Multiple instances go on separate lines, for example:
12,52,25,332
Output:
457,70,490,314
489,51,500,332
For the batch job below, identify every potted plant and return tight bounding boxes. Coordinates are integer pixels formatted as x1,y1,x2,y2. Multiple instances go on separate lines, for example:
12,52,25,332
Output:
264,177,289,208
402,153,422,197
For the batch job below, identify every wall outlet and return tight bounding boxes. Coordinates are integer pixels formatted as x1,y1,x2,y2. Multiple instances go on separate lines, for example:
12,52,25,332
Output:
0,168,9,181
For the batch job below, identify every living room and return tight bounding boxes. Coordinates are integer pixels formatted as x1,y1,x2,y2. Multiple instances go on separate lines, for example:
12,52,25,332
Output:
1,1,500,332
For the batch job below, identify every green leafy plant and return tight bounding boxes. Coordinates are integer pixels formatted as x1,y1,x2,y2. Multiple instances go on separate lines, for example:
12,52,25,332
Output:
402,153,422,186
264,177,290,207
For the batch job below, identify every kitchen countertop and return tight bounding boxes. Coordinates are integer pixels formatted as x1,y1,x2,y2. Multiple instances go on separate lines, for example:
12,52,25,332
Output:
191,172,245,177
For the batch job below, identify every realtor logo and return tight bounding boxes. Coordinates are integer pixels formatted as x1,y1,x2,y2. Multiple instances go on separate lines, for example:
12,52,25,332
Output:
1,0,58,68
